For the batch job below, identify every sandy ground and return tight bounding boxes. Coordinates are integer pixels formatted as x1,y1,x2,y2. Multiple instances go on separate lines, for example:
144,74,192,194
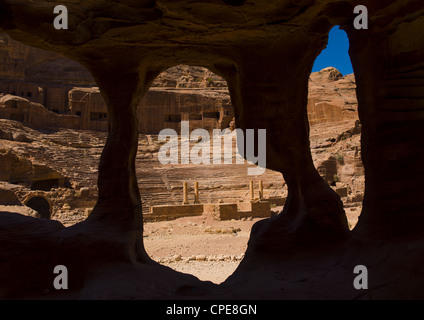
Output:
143,207,361,284
144,214,262,284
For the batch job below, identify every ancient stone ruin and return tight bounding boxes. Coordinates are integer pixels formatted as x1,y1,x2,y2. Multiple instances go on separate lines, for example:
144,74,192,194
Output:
146,180,275,222
0,0,423,299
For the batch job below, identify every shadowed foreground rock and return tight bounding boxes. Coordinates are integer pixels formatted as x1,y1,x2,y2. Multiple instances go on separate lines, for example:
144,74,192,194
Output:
0,0,424,299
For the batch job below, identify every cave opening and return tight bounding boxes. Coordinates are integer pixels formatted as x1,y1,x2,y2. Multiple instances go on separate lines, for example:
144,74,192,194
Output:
310,25,364,229
139,64,284,284
25,196,51,219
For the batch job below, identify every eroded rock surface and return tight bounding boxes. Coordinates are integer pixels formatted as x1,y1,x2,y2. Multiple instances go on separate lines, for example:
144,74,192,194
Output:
0,0,423,299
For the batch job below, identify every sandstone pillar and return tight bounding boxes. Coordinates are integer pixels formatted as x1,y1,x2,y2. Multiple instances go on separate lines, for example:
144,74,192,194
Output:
221,34,349,250
249,180,254,201
346,15,424,239
74,63,159,263
194,181,200,204
259,180,263,199
182,181,189,204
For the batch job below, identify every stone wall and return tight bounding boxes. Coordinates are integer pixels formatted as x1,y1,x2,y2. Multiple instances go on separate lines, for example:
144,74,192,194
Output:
138,88,233,134
68,86,233,133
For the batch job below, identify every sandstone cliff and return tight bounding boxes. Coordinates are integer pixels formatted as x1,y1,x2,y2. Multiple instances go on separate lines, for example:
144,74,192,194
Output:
0,33,94,86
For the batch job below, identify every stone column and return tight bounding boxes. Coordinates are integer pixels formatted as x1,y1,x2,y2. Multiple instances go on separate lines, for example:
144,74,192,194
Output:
346,16,424,239
182,181,189,204
249,180,254,201
259,180,264,199
78,62,161,263
194,181,200,204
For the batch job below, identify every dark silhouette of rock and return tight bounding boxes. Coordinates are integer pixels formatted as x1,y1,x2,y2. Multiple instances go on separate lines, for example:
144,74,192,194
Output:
0,0,423,299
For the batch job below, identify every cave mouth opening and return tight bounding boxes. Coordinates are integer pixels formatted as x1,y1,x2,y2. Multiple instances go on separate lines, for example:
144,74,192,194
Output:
25,196,51,219
310,25,364,230
139,64,286,284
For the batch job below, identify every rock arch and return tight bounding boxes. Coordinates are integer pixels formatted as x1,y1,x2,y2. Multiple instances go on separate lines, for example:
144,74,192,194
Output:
23,193,53,219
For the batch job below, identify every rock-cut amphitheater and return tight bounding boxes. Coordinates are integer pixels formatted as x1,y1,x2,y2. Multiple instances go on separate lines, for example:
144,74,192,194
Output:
0,0,423,299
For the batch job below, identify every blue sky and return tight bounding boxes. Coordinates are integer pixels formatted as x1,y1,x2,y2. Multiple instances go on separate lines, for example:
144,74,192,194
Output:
312,26,353,76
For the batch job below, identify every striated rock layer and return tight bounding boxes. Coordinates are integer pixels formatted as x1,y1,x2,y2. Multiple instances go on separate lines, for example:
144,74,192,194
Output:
0,0,423,299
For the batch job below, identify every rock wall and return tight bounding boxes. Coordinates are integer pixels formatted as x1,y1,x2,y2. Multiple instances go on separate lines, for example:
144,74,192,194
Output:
0,33,94,86
138,88,233,134
308,69,358,125
0,33,95,113
68,86,233,134
67,87,108,131
0,94,81,130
